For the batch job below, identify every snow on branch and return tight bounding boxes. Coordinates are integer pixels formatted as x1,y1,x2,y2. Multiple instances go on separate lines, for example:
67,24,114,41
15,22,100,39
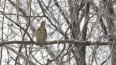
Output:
0,40,115,47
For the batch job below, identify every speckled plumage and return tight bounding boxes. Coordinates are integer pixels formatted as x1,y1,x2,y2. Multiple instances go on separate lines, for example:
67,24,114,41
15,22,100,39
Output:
34,21,47,45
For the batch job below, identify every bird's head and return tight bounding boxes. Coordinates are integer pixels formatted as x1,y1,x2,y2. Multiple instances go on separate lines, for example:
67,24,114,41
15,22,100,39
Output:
39,21,46,30
41,21,46,26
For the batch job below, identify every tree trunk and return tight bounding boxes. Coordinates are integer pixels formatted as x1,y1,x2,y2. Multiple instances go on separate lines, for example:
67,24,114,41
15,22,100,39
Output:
68,0,87,65
102,0,116,65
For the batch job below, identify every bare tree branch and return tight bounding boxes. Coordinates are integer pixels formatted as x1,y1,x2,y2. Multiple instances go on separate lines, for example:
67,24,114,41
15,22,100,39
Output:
5,46,36,65
0,40,115,47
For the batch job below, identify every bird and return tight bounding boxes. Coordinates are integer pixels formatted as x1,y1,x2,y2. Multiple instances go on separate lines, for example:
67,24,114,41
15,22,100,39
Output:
34,21,47,46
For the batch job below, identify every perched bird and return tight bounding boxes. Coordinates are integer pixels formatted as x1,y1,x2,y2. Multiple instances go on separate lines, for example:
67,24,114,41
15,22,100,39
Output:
34,21,47,46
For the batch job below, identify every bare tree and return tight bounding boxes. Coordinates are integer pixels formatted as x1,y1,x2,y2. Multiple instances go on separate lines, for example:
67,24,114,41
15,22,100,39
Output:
0,0,116,65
